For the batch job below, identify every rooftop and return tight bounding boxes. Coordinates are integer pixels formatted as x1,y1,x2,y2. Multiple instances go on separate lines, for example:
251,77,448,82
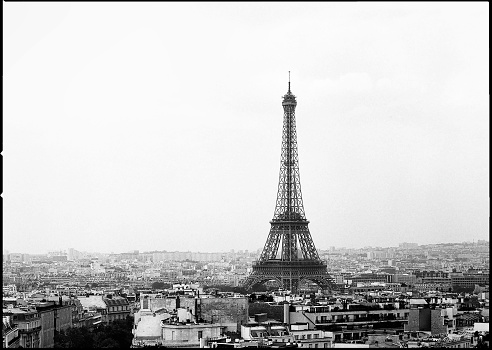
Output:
134,313,171,339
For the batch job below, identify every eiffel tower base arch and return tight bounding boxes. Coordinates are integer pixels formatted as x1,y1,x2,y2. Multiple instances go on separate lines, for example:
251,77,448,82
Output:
243,260,332,293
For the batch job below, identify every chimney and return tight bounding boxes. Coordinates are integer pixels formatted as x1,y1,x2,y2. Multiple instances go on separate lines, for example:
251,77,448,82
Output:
195,298,199,323
283,303,290,325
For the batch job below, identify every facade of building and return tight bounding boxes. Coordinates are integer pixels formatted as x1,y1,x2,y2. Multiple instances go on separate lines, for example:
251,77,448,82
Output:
404,307,457,336
2,316,20,348
103,296,131,323
288,305,409,343
35,305,56,348
77,295,129,324
161,322,222,347
3,308,41,348
451,273,489,289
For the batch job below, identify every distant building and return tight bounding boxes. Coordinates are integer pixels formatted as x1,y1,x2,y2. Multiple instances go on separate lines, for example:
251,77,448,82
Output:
3,285,18,296
399,243,419,249
394,273,418,285
8,254,24,263
451,272,489,290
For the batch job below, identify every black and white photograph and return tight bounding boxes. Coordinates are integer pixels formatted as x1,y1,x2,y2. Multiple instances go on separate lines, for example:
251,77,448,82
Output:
3,2,489,348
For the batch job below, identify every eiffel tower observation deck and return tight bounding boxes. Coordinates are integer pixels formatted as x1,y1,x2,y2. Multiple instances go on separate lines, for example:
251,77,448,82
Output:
244,73,333,293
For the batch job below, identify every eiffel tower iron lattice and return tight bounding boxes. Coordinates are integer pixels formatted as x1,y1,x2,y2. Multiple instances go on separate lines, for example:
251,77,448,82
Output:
243,74,333,293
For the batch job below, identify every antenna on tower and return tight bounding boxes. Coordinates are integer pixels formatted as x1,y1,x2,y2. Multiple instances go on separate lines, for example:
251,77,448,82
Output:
288,71,291,92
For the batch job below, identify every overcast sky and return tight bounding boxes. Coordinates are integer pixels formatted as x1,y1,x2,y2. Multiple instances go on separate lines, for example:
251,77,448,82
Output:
4,2,489,255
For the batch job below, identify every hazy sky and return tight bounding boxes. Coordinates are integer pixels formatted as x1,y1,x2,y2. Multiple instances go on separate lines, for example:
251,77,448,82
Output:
4,2,489,254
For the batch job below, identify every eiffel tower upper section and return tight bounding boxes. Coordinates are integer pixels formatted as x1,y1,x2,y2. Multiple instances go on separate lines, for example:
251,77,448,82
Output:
273,72,306,223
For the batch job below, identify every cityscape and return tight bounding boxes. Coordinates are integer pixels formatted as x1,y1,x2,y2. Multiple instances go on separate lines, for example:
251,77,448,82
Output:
2,240,490,348
4,2,488,349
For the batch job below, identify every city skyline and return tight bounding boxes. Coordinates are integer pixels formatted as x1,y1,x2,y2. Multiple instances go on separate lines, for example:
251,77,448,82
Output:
4,3,489,255
4,239,490,257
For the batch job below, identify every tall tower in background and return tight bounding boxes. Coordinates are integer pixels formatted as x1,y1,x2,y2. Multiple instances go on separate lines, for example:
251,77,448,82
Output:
244,73,333,293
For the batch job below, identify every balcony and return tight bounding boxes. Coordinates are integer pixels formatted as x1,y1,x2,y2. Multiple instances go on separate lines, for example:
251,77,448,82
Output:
315,317,407,325
18,326,42,334
8,335,21,347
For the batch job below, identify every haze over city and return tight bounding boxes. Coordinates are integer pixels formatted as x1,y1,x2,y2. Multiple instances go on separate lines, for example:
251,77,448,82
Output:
4,2,489,255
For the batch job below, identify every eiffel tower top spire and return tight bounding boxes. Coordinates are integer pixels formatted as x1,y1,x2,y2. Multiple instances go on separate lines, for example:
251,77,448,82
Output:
283,71,297,106
288,71,291,93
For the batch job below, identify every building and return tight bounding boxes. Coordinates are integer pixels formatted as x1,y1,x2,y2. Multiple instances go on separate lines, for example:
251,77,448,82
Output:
138,293,248,332
2,307,41,348
103,296,131,323
451,273,489,290
161,322,222,347
132,309,170,347
77,295,129,324
2,316,20,348
132,306,223,348
287,303,409,343
3,285,18,296
33,299,72,348
404,307,457,336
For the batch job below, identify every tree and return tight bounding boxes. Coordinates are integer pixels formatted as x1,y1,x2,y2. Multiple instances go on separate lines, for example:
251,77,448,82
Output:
54,317,133,348
151,281,171,290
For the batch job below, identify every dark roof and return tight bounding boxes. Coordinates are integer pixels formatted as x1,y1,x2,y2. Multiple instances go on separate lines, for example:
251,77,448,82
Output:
103,297,129,306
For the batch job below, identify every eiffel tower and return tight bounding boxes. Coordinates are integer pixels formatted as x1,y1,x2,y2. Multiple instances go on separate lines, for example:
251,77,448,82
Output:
244,73,333,293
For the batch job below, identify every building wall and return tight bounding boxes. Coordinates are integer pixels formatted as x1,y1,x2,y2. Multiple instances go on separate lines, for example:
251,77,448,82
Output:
406,308,431,332
291,309,409,331
144,296,248,332
199,297,249,332
55,305,73,332
161,324,221,346
39,310,55,348
147,297,177,312
430,309,447,335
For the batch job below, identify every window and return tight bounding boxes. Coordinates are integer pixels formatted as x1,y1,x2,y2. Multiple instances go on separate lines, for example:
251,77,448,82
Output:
315,345,318,348
198,331,203,340
307,334,312,339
